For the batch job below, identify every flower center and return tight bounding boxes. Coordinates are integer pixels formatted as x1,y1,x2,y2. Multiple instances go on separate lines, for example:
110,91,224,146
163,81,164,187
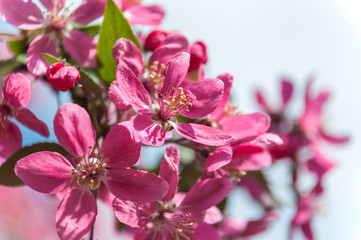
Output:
162,211,194,240
72,157,107,190
158,87,193,120
147,61,166,92
45,1,73,29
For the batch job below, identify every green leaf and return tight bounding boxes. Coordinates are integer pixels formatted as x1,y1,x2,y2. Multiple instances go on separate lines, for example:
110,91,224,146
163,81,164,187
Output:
7,40,24,55
0,142,70,187
73,24,101,37
97,0,141,83
41,53,63,65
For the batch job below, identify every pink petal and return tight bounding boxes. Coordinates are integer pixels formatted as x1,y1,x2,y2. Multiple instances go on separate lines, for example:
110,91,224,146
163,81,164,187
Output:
161,52,190,92
306,150,335,178
114,63,152,113
203,206,223,224
318,128,349,144
113,198,157,227
56,188,97,240
112,38,144,77
105,168,169,203
63,30,97,68
0,121,22,163
281,78,293,107
39,0,66,11
230,144,272,171
206,144,233,172
253,133,283,145
0,0,44,30
179,178,233,212
210,73,233,122
182,78,224,119
189,41,208,72
108,79,131,111
159,145,180,202
97,182,114,208
255,89,271,112
219,113,270,139
160,33,189,48
2,73,31,109
15,108,49,137
101,122,141,168
131,115,165,146
72,0,106,25
15,151,72,194
172,122,233,146
54,103,96,158
125,4,165,26
144,29,170,51
27,34,59,76
193,224,221,240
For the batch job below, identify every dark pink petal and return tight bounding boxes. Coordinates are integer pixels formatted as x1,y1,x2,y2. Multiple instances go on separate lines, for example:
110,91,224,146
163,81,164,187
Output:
101,122,141,168
112,38,144,77
219,113,270,139
210,73,233,122
230,144,272,171
0,121,21,163
318,128,350,144
206,144,233,172
172,122,233,146
63,30,97,67
182,78,224,119
27,34,59,76
113,198,157,227
47,63,81,92
56,188,97,240
131,115,165,146
114,63,152,113
281,79,293,108
161,52,190,91
159,145,180,202
180,178,233,212
144,29,170,51
143,230,168,240
189,41,208,72
15,151,72,194
2,73,31,108
255,89,271,112
108,79,131,111
54,103,96,158
105,168,169,203
125,4,165,26
15,108,49,137
301,223,314,240
72,0,106,25
193,224,221,240
306,150,335,178
0,0,43,30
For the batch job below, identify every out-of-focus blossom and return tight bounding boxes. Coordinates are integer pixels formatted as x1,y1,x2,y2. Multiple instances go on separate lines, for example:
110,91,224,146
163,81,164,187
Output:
0,73,49,163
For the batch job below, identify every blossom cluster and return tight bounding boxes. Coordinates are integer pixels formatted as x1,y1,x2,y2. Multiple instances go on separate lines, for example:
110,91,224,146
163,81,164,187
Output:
0,0,348,240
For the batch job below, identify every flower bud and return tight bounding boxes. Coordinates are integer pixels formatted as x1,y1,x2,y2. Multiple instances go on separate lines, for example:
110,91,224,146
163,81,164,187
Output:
46,62,80,91
189,41,208,72
144,30,169,51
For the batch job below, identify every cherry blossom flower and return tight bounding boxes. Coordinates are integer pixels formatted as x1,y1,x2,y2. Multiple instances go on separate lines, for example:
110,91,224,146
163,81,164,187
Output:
0,73,49,163
110,52,233,146
15,103,168,240
0,0,105,75
113,145,233,240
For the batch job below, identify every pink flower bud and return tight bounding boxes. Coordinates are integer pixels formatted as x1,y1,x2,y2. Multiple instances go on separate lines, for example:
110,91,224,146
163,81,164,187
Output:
46,62,80,91
144,30,169,51
189,41,208,72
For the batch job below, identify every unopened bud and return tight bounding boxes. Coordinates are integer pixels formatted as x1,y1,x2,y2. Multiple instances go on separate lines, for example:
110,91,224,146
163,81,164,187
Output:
144,30,169,51
47,62,80,91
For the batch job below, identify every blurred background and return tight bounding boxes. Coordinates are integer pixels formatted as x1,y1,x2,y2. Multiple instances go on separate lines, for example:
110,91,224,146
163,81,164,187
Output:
1,0,360,239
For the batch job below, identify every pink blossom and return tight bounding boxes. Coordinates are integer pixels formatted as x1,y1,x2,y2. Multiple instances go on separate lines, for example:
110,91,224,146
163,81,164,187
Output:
47,62,80,91
0,73,49,163
113,145,233,240
110,52,232,146
113,0,165,26
0,0,103,75
15,103,168,240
